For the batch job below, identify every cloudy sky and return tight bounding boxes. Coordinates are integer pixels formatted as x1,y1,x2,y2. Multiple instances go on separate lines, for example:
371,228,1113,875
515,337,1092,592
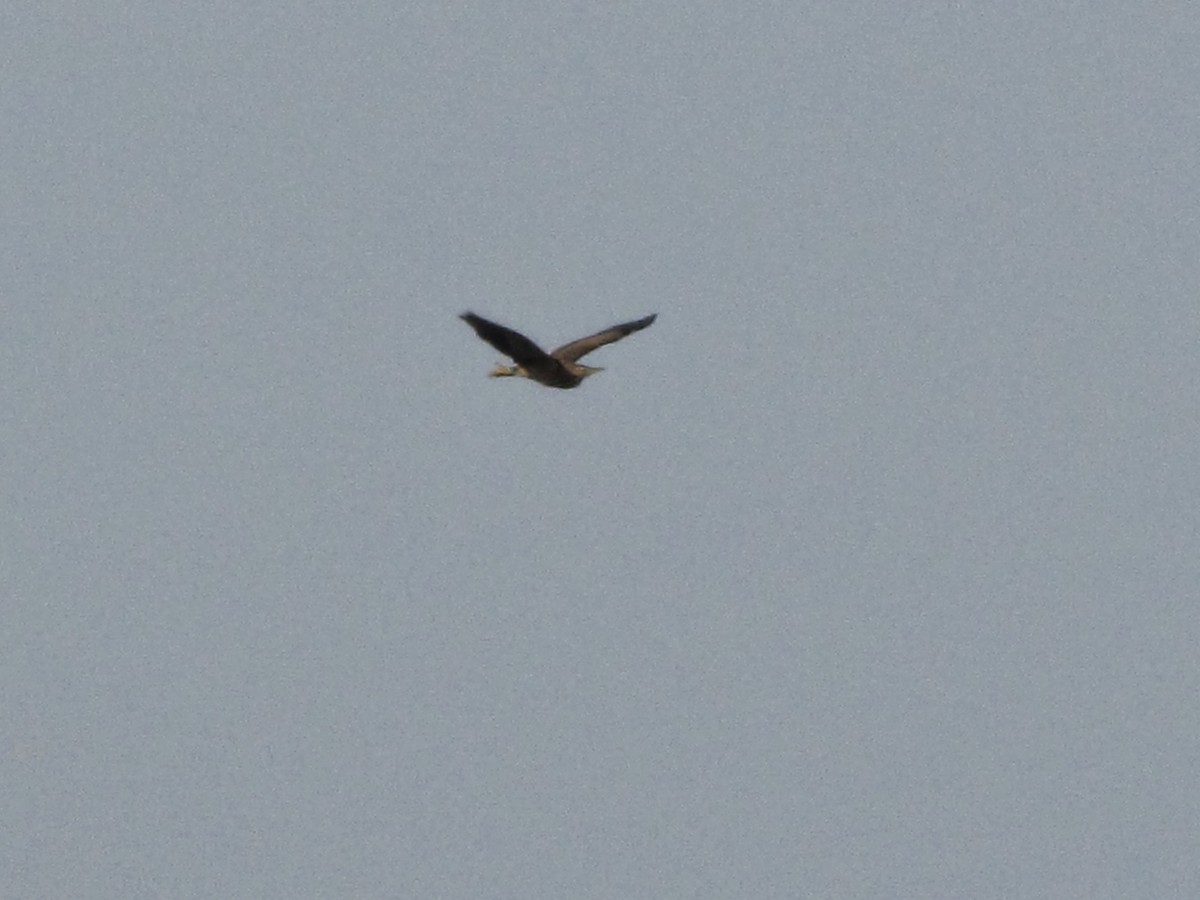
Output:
5,2,1198,897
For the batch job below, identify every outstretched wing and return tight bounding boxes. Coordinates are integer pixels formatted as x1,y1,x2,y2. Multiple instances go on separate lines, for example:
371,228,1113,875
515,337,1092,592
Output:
460,313,554,367
551,314,657,363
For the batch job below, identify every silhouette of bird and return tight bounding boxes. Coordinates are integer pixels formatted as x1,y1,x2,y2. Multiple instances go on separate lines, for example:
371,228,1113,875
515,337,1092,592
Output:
460,312,657,388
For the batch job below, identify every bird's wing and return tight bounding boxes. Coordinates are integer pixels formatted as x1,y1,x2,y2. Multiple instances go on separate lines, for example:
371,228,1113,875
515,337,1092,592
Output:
460,313,554,366
551,314,657,363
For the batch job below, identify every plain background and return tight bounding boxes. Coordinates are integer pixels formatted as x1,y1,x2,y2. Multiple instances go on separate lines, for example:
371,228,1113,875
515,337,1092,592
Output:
5,2,1199,897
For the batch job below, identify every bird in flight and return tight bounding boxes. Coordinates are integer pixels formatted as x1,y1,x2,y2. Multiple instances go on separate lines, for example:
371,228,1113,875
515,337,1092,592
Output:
460,311,657,389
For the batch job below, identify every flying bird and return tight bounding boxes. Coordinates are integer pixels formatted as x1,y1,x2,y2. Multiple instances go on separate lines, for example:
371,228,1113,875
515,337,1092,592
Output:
460,311,657,389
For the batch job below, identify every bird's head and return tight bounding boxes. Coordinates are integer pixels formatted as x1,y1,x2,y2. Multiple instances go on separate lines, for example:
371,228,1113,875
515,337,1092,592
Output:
489,363,519,378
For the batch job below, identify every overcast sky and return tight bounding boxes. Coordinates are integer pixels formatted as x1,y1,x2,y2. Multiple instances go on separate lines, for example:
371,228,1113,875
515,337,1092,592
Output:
5,2,1199,897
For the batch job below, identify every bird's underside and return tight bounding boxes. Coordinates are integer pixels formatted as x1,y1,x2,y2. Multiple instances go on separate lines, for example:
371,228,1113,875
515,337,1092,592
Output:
460,311,657,388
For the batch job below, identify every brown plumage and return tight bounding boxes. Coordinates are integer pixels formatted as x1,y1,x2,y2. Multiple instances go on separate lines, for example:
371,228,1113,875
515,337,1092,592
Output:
460,312,657,388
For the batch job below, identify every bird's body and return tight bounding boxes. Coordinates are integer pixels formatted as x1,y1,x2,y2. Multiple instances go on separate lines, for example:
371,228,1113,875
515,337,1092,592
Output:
460,312,657,388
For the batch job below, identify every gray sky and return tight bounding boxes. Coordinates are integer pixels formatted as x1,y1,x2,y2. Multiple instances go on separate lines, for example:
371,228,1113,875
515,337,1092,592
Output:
5,2,1199,897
